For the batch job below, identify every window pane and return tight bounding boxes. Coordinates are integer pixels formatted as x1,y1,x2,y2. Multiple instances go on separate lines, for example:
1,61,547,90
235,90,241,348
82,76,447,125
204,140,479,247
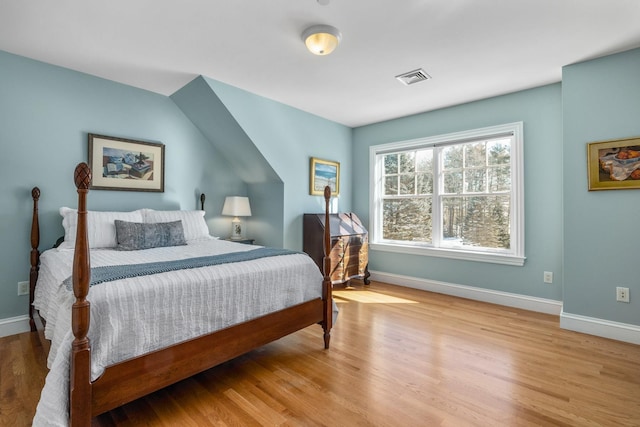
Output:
382,198,432,242
417,173,433,195
400,174,416,195
465,142,487,167
488,166,510,192
488,140,511,165
385,154,398,174
385,176,398,195
416,149,433,172
442,197,463,243
443,171,463,194
399,152,415,173
443,196,510,249
465,169,486,193
443,145,463,169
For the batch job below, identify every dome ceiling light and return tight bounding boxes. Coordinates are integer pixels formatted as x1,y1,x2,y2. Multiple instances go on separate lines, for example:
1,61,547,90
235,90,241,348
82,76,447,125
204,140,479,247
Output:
302,24,342,56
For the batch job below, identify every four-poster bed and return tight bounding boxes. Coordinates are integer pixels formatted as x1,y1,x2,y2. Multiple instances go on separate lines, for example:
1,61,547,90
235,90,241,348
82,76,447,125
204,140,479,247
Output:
29,162,334,426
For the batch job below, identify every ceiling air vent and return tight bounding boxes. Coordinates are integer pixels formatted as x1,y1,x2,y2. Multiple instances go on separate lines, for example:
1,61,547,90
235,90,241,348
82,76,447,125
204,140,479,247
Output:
395,68,431,86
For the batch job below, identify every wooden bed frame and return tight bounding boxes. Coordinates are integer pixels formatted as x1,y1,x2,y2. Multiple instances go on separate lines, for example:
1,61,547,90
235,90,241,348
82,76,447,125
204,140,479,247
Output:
29,162,334,426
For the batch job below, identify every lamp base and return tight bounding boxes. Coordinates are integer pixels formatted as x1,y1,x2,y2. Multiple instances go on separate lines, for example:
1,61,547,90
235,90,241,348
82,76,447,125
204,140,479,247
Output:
230,217,243,240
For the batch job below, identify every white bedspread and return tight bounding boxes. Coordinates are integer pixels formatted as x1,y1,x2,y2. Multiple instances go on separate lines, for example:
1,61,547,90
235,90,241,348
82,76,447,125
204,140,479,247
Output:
33,238,327,426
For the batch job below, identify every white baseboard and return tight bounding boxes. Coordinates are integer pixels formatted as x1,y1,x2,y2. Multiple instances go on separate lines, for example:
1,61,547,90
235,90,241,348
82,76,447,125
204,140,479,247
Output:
560,310,640,345
5,275,637,345
0,315,31,338
370,270,640,345
370,270,563,315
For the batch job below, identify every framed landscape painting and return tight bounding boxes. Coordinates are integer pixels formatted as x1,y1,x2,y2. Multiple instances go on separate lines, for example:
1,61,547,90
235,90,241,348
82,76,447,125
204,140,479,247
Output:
89,134,165,192
587,136,640,191
310,157,340,196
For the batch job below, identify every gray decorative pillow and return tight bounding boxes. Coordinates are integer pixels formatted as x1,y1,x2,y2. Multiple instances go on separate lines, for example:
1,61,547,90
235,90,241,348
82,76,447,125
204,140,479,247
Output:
115,220,187,251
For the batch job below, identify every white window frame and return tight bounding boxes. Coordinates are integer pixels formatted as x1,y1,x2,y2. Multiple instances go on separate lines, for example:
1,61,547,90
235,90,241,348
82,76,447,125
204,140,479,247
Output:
369,122,525,266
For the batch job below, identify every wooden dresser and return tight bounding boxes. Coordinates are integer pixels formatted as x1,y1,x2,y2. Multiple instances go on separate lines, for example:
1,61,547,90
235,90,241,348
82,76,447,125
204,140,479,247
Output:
303,212,370,287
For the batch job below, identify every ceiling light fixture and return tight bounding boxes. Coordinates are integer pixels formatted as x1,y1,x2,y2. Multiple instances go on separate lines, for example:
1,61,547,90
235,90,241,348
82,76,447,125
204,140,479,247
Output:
302,25,342,56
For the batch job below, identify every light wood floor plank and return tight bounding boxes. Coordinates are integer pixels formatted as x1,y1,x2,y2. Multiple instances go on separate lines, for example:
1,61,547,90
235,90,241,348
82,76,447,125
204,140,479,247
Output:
2,281,639,426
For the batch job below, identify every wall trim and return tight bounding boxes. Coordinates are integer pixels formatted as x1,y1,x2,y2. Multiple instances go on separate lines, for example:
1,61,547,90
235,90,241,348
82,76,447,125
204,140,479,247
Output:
0,315,30,338
371,270,640,345
560,310,640,345
6,278,637,345
370,270,562,315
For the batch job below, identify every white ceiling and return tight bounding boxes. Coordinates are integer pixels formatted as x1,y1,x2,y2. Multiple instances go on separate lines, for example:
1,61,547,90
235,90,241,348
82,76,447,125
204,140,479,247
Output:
1,0,640,127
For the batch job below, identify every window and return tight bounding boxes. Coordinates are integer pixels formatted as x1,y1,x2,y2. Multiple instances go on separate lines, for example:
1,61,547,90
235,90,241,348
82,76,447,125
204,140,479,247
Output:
369,122,524,266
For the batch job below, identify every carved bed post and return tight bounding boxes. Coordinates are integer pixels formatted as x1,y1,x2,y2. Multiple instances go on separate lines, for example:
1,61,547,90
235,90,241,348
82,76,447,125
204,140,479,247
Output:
322,186,333,349
200,193,205,211
70,163,92,427
29,187,41,332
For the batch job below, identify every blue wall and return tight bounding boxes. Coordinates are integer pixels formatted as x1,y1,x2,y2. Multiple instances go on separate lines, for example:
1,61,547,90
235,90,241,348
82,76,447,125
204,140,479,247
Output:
562,48,640,325
0,50,246,319
352,48,640,334
170,76,286,247
0,50,351,322
353,84,564,301
206,78,353,250
2,44,638,336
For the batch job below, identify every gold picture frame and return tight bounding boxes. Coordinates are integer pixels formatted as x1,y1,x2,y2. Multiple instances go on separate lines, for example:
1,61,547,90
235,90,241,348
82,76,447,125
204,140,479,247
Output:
587,136,640,191
89,133,165,192
310,157,340,196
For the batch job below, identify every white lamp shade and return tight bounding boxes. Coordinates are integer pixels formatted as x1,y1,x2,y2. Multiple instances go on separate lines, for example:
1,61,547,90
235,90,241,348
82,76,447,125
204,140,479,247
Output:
222,196,252,217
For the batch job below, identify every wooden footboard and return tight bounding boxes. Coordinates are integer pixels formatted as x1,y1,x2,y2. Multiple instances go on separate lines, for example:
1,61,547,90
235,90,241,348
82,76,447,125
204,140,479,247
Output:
31,162,334,426
91,299,324,416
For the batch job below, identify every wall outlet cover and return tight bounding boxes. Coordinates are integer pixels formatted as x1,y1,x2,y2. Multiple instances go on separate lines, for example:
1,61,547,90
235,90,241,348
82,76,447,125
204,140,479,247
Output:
616,287,630,303
17,281,29,296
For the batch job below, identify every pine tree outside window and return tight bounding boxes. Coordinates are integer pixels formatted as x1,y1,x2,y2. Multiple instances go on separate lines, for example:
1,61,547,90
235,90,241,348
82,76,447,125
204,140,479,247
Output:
370,122,525,266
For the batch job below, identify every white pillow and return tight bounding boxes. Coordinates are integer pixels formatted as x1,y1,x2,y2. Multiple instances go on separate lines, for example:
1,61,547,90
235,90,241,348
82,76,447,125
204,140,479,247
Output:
141,209,210,241
59,207,144,249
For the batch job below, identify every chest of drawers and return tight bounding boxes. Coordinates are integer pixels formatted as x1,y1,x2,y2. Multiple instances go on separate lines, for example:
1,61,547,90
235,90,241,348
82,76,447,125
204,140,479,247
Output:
303,212,370,286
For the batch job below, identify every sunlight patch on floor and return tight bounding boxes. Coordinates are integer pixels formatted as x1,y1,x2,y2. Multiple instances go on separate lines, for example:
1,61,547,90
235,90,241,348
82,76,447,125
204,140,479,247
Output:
333,290,418,304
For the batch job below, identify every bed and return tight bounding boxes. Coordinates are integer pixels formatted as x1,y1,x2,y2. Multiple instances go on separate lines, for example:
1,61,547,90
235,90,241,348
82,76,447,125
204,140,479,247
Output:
29,162,335,426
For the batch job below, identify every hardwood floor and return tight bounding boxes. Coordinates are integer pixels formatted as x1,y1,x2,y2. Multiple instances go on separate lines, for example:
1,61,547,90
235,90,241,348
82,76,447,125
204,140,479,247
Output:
2,281,639,426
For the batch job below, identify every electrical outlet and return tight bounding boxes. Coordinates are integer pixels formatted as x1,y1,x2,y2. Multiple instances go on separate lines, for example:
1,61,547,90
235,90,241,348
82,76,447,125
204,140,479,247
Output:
616,287,630,303
17,281,29,296
543,271,553,284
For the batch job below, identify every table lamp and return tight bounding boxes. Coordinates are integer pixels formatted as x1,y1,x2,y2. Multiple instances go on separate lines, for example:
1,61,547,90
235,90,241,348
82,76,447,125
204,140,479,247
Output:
221,196,252,240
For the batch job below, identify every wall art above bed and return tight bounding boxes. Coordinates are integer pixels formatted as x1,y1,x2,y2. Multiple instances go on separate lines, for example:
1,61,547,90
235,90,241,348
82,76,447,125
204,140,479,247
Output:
89,133,165,192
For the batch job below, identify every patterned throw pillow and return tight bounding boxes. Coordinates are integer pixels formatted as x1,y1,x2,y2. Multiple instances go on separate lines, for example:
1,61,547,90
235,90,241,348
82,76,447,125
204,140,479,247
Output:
141,209,210,241
114,220,187,251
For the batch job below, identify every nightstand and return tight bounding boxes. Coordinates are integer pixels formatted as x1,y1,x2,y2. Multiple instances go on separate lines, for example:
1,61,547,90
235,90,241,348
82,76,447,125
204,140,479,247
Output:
225,238,255,245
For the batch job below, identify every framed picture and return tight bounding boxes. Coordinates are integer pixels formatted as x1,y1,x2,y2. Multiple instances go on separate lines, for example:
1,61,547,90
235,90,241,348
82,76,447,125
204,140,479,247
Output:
587,136,640,191
89,134,165,192
310,157,340,196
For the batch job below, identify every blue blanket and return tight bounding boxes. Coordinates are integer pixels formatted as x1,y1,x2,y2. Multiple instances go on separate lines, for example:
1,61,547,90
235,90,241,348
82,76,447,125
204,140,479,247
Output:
63,247,301,290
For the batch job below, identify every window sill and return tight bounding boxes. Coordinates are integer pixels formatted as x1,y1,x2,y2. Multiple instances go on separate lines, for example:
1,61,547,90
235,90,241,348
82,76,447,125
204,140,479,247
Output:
370,242,525,266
